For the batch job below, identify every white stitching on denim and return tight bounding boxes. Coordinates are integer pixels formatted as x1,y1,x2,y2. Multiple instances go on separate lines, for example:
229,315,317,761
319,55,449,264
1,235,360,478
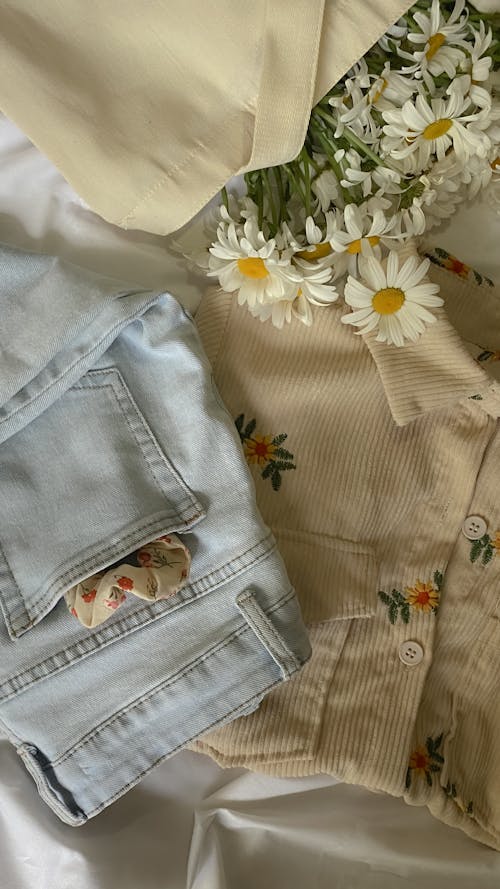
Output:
0,534,277,699
48,590,296,767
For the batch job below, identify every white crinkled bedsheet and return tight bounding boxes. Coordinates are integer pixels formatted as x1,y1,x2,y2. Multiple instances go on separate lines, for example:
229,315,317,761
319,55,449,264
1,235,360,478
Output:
0,112,499,889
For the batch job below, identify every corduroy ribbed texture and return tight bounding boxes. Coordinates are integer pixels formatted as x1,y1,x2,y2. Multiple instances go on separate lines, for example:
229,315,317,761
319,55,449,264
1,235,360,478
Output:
191,247,500,851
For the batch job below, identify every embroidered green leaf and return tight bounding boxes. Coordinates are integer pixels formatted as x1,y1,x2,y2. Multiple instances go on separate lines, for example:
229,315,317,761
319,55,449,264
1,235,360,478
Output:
405,768,412,790
243,418,257,439
271,470,282,492
425,771,433,787
435,247,448,259
273,447,294,461
235,413,244,437
272,433,288,446
466,802,474,815
388,601,398,625
473,269,483,286
433,570,443,591
401,602,411,624
469,394,483,401
482,545,494,566
470,539,484,563
377,591,392,606
261,464,274,480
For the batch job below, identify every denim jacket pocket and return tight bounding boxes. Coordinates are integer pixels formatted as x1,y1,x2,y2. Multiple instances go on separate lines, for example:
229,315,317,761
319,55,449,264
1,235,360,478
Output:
0,366,205,639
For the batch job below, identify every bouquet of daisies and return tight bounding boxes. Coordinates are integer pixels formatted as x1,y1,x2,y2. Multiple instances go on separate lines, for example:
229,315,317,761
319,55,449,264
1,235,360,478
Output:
182,0,500,346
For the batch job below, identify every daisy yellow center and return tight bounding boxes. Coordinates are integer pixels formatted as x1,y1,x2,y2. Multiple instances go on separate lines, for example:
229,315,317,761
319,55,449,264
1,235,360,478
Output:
372,287,405,315
347,235,380,255
491,157,500,170
423,118,452,140
237,257,269,279
296,242,332,261
426,32,446,60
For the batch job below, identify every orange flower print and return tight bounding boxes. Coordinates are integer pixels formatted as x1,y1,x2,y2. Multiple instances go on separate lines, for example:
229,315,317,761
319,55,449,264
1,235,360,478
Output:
409,746,432,778
70,607,78,618
81,588,97,603
405,580,440,614
405,734,444,789
442,254,470,278
137,549,152,567
116,576,134,591
235,414,296,491
244,434,276,466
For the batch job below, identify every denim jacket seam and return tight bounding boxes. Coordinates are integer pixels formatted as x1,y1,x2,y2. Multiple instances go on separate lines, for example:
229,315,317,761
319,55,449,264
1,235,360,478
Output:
47,589,295,767
0,297,159,430
0,534,279,699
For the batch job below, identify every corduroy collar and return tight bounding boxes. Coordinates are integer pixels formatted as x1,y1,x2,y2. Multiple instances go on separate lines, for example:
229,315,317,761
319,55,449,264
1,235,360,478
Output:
361,253,500,427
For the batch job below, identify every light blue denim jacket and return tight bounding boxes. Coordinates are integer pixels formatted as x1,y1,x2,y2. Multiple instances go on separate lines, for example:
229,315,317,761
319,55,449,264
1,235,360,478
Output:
0,244,310,824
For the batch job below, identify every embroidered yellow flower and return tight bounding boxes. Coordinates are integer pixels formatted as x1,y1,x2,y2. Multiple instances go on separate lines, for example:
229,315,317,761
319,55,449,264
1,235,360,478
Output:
405,580,440,613
442,253,470,278
409,746,432,778
493,531,500,551
244,435,276,466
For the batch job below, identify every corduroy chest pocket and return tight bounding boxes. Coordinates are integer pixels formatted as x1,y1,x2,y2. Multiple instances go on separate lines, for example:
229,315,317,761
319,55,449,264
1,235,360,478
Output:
198,529,378,767
0,367,205,641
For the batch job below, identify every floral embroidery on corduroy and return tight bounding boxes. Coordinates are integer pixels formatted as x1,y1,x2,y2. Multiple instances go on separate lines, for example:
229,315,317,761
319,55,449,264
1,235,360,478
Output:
469,530,500,565
425,247,494,288
235,413,296,491
378,570,443,624
405,733,444,789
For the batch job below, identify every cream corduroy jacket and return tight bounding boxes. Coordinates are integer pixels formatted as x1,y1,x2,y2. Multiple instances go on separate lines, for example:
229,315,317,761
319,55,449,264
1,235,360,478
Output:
0,0,413,235
191,247,500,851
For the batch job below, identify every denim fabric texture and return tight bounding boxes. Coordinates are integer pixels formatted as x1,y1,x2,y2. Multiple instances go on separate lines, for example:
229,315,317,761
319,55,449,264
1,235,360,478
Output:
0,244,310,824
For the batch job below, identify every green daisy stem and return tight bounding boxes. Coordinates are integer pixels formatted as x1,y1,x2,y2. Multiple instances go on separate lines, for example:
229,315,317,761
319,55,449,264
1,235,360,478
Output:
221,185,229,211
262,168,279,235
272,165,289,225
301,147,312,217
255,173,264,231
283,163,307,206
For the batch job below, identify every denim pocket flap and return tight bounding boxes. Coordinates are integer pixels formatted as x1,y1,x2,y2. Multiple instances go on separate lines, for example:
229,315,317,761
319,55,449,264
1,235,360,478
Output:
0,366,205,639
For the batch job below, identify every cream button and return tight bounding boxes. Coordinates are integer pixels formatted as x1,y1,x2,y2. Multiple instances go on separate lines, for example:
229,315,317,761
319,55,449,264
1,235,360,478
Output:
462,515,487,540
399,640,424,666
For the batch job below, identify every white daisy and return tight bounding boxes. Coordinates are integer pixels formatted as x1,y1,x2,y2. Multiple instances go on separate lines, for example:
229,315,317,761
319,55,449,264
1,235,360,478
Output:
285,212,339,269
341,250,443,347
249,262,338,330
381,84,491,169
328,203,399,277
368,65,418,111
456,21,494,110
207,216,300,308
311,169,342,212
403,0,469,86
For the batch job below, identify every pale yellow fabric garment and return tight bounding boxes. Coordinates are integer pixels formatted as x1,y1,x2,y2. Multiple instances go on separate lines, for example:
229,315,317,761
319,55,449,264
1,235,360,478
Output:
0,0,412,235
191,247,500,851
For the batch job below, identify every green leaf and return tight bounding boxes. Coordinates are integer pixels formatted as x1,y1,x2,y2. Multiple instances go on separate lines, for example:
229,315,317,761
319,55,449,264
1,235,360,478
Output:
273,447,294,461
272,433,287,446
431,752,444,764
393,590,406,604
470,540,483,563
261,463,273,480
243,418,257,439
378,591,392,606
235,414,244,437
482,546,494,566
466,802,474,815
405,768,412,790
433,570,443,591
426,771,433,787
429,763,442,773
435,247,448,259
271,471,282,492
388,601,398,625
401,603,411,625
473,270,483,286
